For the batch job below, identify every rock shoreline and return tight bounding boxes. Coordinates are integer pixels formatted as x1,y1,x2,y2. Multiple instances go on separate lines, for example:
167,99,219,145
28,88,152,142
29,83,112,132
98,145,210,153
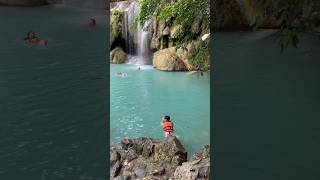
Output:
110,136,210,180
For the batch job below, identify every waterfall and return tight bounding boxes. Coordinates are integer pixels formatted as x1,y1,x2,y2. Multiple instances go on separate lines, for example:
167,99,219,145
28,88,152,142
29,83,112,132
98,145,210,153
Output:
137,19,151,65
112,0,151,65
126,1,139,56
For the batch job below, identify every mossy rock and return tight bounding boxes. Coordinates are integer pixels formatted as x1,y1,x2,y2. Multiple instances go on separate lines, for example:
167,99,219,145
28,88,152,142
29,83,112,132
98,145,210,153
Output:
111,10,125,46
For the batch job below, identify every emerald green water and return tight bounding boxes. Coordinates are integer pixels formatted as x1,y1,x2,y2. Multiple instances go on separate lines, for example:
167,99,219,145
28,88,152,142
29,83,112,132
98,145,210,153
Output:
110,64,210,156
0,5,107,179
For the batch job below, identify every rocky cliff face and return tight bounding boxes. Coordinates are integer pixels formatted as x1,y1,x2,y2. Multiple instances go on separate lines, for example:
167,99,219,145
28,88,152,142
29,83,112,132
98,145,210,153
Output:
110,0,210,70
110,9,126,50
212,0,280,30
0,0,47,6
110,136,210,180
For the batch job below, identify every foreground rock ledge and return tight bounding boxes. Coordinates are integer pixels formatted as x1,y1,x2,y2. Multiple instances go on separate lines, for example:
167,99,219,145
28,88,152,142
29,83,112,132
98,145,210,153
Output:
110,136,210,180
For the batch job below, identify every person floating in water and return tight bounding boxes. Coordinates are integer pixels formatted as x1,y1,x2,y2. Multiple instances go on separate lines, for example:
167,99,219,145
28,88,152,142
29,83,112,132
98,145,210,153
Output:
89,18,96,26
24,31,48,46
161,115,174,138
137,66,141,71
116,71,127,77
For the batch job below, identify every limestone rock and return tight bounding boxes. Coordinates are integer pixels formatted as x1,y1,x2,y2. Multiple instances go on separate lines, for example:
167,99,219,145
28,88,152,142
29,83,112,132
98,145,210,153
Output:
191,145,210,161
110,150,121,166
153,48,187,71
163,26,170,36
186,42,197,58
191,20,202,35
111,161,122,178
170,25,183,38
150,37,160,51
110,47,127,64
110,10,125,47
158,22,166,38
110,136,190,180
151,136,187,166
172,145,211,180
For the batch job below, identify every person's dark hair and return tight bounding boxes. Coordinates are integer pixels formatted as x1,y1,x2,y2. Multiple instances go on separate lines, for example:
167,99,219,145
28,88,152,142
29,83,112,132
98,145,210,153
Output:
164,115,170,121
91,18,96,25
24,31,35,40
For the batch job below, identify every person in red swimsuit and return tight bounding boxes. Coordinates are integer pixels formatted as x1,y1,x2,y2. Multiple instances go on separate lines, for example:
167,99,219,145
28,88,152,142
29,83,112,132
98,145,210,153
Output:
161,115,174,138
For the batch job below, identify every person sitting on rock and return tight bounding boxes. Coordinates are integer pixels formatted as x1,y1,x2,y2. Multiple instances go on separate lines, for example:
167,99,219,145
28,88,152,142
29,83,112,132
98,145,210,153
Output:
161,115,174,138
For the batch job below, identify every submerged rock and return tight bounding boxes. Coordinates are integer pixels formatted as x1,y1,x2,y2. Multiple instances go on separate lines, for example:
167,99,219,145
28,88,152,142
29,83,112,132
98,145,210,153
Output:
110,136,208,180
153,47,187,71
110,47,127,64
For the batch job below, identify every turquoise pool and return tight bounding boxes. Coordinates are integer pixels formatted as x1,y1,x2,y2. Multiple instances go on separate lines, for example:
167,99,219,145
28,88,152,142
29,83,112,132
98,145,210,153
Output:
110,63,210,156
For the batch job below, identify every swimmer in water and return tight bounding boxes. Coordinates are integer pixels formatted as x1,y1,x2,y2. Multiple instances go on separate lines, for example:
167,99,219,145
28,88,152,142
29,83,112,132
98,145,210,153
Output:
89,18,96,26
137,66,141,71
24,31,48,46
116,71,127,77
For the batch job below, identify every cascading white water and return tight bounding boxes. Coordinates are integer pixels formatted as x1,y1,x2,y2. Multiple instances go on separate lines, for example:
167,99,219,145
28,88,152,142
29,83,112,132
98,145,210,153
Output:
126,1,139,56
137,19,151,65
112,0,151,65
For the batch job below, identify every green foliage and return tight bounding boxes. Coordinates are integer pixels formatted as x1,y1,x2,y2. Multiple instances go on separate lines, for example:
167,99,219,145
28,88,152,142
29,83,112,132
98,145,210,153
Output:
143,0,209,46
137,0,210,72
157,0,209,29
138,0,165,26
251,0,320,51
138,0,209,30
189,40,210,71
174,32,194,48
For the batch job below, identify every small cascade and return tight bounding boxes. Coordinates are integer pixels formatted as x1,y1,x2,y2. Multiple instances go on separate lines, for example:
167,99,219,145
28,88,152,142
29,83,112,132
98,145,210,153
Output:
137,19,152,65
126,1,139,56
